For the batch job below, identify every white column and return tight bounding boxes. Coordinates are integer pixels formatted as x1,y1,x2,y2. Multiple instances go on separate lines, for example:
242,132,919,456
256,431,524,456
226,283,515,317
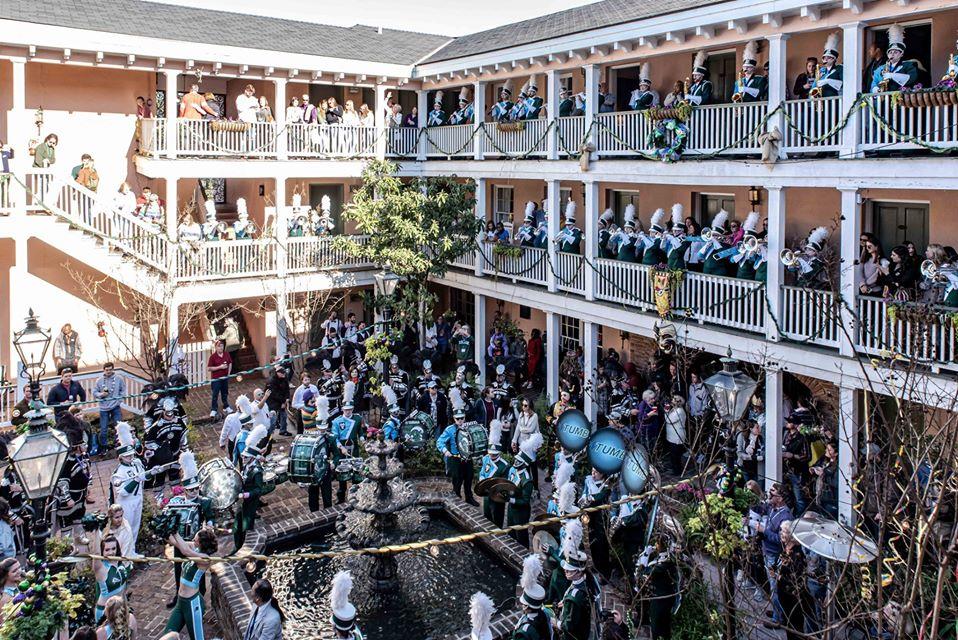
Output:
164,177,178,241
763,367,783,490
167,298,180,353
765,187,785,341
546,180,561,293
474,293,487,387
545,311,560,404
163,70,179,158
546,69,560,160
838,188,861,357
7,59,27,210
416,89,429,161
273,78,288,160
474,177,486,277
766,34,789,159
374,84,388,159
841,22,864,159
473,81,486,161
8,237,28,386
837,386,860,526
275,177,288,276
583,181,599,301
582,320,598,423
275,293,289,359
584,64,599,154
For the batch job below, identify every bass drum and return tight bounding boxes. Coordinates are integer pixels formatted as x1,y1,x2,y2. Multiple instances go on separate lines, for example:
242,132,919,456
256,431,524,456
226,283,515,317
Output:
402,411,434,450
197,457,242,511
288,434,329,485
455,421,488,461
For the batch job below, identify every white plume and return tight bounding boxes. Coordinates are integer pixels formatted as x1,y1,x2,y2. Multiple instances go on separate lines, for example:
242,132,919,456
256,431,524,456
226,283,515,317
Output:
449,386,465,411
519,432,543,462
317,395,330,423
245,424,268,452
693,50,708,70
565,200,577,220
808,226,830,246
624,203,636,225
236,197,248,216
554,461,574,490
824,31,841,55
330,570,353,612
178,450,198,480
469,592,494,640
236,394,253,416
743,211,760,233
888,24,905,48
434,90,444,104
459,86,472,102
524,201,536,218
563,518,584,551
744,40,759,64
711,209,729,232
488,419,503,448
558,482,578,515
640,62,651,82
671,203,684,228
116,421,135,448
520,554,543,593
381,384,398,407
343,380,356,405
650,207,666,229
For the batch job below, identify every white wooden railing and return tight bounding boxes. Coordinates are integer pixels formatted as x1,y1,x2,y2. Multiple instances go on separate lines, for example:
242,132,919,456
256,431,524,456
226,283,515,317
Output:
686,101,768,155
450,246,477,270
25,170,55,212
781,286,841,347
782,96,843,153
594,259,655,311
286,235,373,273
139,117,166,156
173,239,277,281
556,252,585,294
174,120,278,156
32,368,150,417
0,176,12,214
857,296,957,367
425,124,475,157
674,270,765,331
181,341,215,385
287,124,381,158
479,244,548,285
386,127,420,157
860,91,958,151
594,111,654,155
556,116,586,156
483,119,550,157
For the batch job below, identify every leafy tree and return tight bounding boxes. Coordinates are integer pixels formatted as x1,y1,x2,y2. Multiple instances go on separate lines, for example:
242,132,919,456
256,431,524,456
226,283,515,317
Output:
336,160,480,343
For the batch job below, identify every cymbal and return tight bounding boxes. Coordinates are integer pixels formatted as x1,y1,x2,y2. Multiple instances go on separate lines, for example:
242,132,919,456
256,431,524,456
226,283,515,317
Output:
474,477,502,497
790,511,878,564
488,479,519,503
532,531,559,558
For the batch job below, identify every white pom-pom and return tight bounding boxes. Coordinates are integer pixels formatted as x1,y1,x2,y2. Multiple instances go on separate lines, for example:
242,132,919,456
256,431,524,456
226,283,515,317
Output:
519,432,543,462
693,50,707,70
650,208,665,228
808,226,830,246
245,424,268,452
554,461,574,490
558,482,578,515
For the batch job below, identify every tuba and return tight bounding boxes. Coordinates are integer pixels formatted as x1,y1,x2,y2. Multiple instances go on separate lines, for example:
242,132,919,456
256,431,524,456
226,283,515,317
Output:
921,259,938,280
780,249,798,267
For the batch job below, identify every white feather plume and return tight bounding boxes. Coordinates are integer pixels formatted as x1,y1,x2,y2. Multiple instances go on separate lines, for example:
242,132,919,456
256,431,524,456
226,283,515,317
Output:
449,386,465,411
524,201,536,218
671,203,684,229
178,450,198,480
245,424,268,452
711,209,729,232
824,31,841,55
743,40,759,64
564,200,577,220
624,203,636,225
116,421,135,448
743,211,760,233
888,24,905,48
808,226,830,246
558,482,578,515
640,62,650,82
488,420,503,448
520,554,543,593
554,461,574,490
381,384,398,407
693,50,708,70
563,518,584,551
470,592,494,639
317,395,330,423
650,207,666,229
600,208,614,223
343,380,356,405
236,394,253,416
330,570,353,612
519,432,543,462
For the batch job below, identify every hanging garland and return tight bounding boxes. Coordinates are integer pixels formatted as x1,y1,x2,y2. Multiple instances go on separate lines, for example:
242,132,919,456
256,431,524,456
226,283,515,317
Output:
647,119,690,163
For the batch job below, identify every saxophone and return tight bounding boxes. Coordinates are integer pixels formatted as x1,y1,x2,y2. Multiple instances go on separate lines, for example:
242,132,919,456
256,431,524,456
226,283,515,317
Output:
809,64,823,99
680,76,692,108
731,72,744,103
943,53,957,82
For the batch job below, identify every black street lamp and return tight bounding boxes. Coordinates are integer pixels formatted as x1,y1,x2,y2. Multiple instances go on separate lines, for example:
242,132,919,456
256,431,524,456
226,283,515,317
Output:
373,269,400,324
13,308,52,401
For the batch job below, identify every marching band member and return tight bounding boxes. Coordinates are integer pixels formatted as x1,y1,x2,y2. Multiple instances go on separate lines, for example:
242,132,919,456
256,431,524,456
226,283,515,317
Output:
515,202,538,247
145,397,187,489
580,466,613,579
449,87,475,125
597,208,618,259
509,84,529,121
554,201,582,254
288,213,306,237
611,488,649,574
730,211,762,280
469,592,494,640
513,554,553,639
437,408,479,505
330,571,364,639
234,424,271,552
232,198,255,239
307,395,336,512
635,535,679,639
556,542,593,640
699,210,733,276
490,81,514,122
332,383,364,503
450,365,478,408
546,460,575,517
387,355,411,416
786,226,830,289
416,358,442,395
733,41,767,103
640,208,668,267
665,204,691,270
521,75,544,120
629,63,660,110
871,24,918,92
507,432,542,548
491,363,516,408
110,422,146,555
943,36,958,84
614,204,639,263
548,516,582,606
427,91,447,127
219,394,252,458
813,32,844,98
381,385,403,442
558,86,575,117
54,429,89,538
201,200,219,241
320,359,344,416
687,51,713,106
533,207,550,249
477,420,509,525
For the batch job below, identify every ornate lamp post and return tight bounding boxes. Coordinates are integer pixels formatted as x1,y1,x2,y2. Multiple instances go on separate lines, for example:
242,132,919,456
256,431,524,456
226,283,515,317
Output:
13,308,52,400
373,269,400,325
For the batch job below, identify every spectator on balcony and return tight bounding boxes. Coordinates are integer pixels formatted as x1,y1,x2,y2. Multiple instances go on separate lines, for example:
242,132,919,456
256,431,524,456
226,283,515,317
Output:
793,57,818,100
343,100,360,126
870,25,918,93
256,96,273,123
404,107,419,128
863,43,885,90
236,84,259,124
687,51,713,106
359,103,376,127
325,98,344,125
71,154,99,192
727,218,744,245
136,186,160,210
903,240,920,268
388,103,404,128
685,218,705,272
179,84,217,119
427,92,447,127
301,94,319,124
663,81,686,108
32,133,58,168
177,212,202,242
733,41,767,103
857,234,886,295
286,97,303,125
882,245,920,300
136,96,152,119
483,219,496,243
493,222,510,244
629,64,659,111
112,182,137,217
53,323,83,374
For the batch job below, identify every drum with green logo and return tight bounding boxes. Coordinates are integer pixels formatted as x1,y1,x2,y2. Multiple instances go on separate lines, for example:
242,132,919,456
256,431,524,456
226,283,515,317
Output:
455,421,488,461
287,434,329,485
402,411,434,450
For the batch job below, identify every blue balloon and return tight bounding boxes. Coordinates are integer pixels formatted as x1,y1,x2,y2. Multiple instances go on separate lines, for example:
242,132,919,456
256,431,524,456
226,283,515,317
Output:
622,446,652,495
556,409,592,453
587,428,626,475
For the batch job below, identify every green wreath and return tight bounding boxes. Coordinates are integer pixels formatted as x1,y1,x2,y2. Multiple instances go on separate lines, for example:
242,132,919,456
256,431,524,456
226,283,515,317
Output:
647,119,689,162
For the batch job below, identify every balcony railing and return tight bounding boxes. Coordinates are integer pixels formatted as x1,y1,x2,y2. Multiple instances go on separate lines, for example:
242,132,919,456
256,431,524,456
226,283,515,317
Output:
857,296,957,367
483,119,550,158
686,101,768,155
782,96,843,153
173,238,277,281
479,243,549,285
287,124,381,158
31,368,150,417
860,91,958,151
781,286,841,348
286,235,374,273
556,252,585,294
425,123,475,158
174,120,278,157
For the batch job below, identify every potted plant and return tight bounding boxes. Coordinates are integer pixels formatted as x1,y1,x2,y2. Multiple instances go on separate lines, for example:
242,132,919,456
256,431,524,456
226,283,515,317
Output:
0,564,84,640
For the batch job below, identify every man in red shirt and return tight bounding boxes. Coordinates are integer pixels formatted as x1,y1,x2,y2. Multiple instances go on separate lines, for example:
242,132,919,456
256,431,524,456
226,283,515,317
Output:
207,339,233,418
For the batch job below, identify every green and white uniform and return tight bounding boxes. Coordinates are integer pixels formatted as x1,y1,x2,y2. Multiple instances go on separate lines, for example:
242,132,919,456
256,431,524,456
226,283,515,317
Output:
95,560,131,622
165,560,207,640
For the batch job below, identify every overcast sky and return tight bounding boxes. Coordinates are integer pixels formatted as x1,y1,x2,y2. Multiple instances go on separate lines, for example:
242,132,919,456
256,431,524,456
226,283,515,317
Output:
149,0,602,36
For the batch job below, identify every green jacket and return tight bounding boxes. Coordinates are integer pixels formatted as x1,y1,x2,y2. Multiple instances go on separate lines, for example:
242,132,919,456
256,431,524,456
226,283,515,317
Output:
560,580,591,640
32,142,56,168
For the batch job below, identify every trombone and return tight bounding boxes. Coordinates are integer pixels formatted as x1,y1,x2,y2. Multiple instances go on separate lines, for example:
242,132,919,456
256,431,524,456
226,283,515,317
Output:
742,235,761,254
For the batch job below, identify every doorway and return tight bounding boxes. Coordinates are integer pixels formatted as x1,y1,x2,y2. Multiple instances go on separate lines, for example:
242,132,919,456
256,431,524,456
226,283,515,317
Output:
699,193,736,225
309,184,345,234
706,52,737,103
871,201,928,256
614,66,643,111
610,190,641,227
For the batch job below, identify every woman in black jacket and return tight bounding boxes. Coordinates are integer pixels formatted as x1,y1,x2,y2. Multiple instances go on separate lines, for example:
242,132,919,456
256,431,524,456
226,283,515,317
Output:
882,245,919,300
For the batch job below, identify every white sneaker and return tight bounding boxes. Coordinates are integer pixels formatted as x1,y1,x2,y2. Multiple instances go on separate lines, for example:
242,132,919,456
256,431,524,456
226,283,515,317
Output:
224,406,234,414
210,410,218,418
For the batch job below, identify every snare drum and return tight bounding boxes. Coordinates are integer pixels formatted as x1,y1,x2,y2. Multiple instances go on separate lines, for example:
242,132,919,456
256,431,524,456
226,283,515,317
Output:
335,457,364,483
456,421,488,461
197,457,242,511
165,495,200,538
402,411,434,450
288,434,330,485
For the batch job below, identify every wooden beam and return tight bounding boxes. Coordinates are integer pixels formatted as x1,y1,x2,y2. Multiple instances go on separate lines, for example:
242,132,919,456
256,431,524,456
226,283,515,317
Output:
762,13,783,28
695,26,715,39
62,48,71,61
590,45,609,57
612,41,633,54
638,36,660,50
800,6,821,21
842,0,863,13
728,19,748,35
548,52,568,64
666,31,686,44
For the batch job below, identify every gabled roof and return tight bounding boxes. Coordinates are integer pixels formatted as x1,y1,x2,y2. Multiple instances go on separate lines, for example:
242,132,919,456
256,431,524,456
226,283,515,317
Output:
1,0,452,66
422,0,717,64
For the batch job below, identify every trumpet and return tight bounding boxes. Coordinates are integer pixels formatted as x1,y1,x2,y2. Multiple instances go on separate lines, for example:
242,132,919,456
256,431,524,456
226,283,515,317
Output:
780,249,798,267
701,227,714,242
743,235,760,254
809,65,823,99
732,72,744,103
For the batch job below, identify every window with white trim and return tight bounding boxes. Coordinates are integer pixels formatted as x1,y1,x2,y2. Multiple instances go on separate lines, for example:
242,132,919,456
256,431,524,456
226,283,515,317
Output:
493,186,514,225
560,315,580,351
